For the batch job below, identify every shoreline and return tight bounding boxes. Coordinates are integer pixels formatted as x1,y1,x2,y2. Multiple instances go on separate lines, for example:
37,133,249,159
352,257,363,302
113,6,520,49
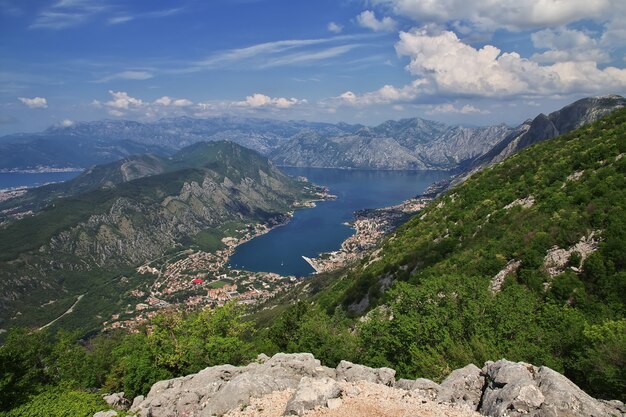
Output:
304,197,432,274
0,167,83,174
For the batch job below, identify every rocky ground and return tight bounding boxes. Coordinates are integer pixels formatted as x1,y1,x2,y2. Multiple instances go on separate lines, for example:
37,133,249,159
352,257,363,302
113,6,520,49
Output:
226,381,481,417
95,353,625,417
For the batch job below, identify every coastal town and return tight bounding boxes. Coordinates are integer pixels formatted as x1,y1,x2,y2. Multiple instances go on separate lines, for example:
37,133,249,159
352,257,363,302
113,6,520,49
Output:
303,197,432,273
103,185,336,331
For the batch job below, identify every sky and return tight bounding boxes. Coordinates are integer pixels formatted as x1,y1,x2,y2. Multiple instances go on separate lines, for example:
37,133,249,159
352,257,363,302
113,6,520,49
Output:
1,0,625,135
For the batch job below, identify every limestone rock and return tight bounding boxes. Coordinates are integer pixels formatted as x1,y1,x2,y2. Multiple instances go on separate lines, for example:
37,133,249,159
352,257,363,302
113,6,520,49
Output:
102,392,130,411
93,411,118,417
439,364,484,408
283,377,341,415
335,360,395,386
480,359,624,417
394,378,441,400
130,353,336,417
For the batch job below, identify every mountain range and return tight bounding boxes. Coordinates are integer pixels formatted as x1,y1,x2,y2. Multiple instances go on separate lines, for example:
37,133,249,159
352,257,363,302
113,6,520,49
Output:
0,141,312,331
2,95,624,173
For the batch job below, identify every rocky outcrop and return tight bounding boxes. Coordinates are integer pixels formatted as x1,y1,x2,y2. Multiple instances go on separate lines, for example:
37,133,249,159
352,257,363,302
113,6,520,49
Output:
465,95,626,177
480,360,621,417
100,354,624,417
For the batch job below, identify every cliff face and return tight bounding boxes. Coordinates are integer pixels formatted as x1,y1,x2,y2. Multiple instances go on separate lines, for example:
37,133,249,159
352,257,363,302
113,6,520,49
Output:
270,121,511,170
465,95,626,174
100,353,625,417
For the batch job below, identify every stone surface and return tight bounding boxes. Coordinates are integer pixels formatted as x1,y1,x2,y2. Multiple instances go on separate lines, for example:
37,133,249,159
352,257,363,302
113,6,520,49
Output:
335,360,395,386
394,378,441,400
93,411,118,417
102,392,129,411
480,359,624,417
129,353,336,417
284,377,341,415
439,364,484,408
113,353,625,417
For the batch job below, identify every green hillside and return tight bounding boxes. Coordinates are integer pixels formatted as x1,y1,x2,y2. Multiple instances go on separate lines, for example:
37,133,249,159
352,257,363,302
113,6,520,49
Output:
2,111,624,414
0,141,310,332
268,107,626,400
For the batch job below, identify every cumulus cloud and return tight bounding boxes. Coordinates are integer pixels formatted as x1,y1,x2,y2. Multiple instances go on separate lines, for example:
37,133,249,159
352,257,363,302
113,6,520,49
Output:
59,119,74,127
105,90,144,110
371,0,623,31
331,27,626,108
327,22,343,33
356,10,397,32
154,96,193,107
235,93,307,109
333,80,425,106
94,91,308,119
394,28,626,97
18,96,48,109
530,28,609,64
426,103,490,115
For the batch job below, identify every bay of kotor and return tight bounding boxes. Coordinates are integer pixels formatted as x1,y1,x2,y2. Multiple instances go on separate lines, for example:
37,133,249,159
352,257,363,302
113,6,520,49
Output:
229,167,450,277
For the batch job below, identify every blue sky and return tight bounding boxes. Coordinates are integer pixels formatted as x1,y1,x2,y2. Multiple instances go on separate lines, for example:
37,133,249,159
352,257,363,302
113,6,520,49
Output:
1,0,625,134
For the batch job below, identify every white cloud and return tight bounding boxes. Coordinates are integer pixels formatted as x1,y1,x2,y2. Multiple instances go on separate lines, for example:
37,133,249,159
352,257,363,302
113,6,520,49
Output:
105,90,144,112
30,0,107,30
333,80,425,106
59,119,74,127
328,22,343,33
426,103,490,115
181,34,371,72
18,96,48,109
371,0,624,31
356,10,397,32
172,98,193,107
94,70,154,83
154,96,193,107
531,27,609,64
235,93,307,109
394,27,626,97
108,16,133,25
260,45,359,68
332,27,626,108
94,91,307,119
154,96,172,106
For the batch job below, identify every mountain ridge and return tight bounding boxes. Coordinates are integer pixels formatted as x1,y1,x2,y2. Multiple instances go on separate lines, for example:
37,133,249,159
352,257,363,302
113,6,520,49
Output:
0,141,312,332
4,95,623,173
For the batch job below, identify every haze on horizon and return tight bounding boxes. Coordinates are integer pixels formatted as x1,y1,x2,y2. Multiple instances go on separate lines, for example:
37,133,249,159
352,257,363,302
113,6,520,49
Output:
1,0,625,135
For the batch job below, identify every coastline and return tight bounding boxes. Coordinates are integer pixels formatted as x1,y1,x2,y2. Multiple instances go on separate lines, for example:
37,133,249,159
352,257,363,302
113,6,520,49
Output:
0,167,83,174
304,197,432,274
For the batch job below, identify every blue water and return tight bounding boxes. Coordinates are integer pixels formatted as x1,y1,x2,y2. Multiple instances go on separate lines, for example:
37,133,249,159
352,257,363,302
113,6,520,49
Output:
229,168,450,277
0,171,82,190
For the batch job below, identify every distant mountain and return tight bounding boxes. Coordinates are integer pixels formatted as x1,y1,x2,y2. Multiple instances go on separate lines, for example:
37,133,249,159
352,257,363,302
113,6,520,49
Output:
2,96,624,173
0,118,361,171
270,119,512,170
464,95,626,175
0,141,311,330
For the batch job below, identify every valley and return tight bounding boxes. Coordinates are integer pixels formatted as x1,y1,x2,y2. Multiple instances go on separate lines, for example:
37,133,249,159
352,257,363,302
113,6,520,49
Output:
0,97,625,416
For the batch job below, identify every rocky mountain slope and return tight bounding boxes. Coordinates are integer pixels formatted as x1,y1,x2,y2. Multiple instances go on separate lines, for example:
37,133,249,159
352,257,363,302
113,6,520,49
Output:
0,118,360,171
464,95,626,176
97,353,625,417
2,96,623,173
0,141,311,331
275,106,626,402
270,119,511,170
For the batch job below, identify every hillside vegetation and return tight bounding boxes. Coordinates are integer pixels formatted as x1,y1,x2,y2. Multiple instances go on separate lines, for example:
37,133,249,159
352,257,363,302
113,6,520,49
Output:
0,141,310,332
296,106,626,400
1,110,625,414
